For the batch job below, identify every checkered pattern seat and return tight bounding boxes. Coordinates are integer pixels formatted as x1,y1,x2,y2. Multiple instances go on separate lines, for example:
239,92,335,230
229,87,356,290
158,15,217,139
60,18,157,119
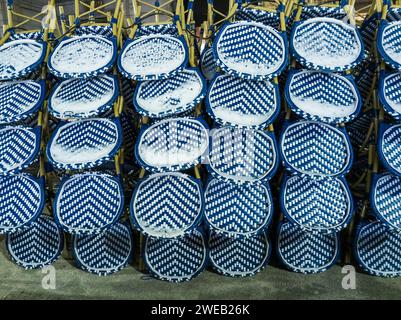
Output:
72,222,133,276
378,123,401,176
213,21,287,80
54,173,124,235
204,178,272,237
133,68,206,118
130,172,203,238
354,220,401,277
0,39,46,80
47,118,122,170
281,175,353,234
48,75,118,119
48,35,117,78
144,228,207,282
206,73,280,128
279,121,353,177
277,221,340,274
291,17,364,72
6,215,64,269
0,174,45,234
209,231,270,277
379,72,401,121
378,20,401,71
135,118,209,172
285,70,361,124
207,127,278,183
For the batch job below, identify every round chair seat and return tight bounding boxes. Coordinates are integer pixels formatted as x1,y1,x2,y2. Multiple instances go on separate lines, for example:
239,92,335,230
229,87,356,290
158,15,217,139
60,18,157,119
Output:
130,172,203,238
6,215,63,269
379,72,401,121
378,123,401,176
200,48,216,81
378,20,401,71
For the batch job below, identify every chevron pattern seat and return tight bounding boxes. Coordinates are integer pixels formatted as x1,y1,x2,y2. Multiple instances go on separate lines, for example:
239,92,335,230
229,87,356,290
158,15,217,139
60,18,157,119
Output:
291,17,364,72
0,80,45,124
47,118,122,170
75,25,114,38
204,178,272,237
0,126,40,174
213,21,287,80
379,72,401,120
144,228,207,282
72,222,133,276
136,24,179,37
281,175,353,234
0,39,46,80
133,68,206,118
371,174,401,232
48,75,118,120
280,121,352,177
130,172,203,238
6,215,64,269
277,221,340,274
378,21,401,71
136,118,209,172
208,231,270,277
200,48,217,81
48,35,117,78
235,8,280,29
208,127,277,183
206,73,280,128
9,31,44,41
54,173,124,235
378,123,401,176
285,70,361,124
118,35,188,81
0,174,45,234
354,221,401,277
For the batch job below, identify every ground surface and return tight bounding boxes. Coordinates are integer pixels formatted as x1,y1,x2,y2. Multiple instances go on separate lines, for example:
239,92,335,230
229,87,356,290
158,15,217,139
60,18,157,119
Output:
0,240,400,300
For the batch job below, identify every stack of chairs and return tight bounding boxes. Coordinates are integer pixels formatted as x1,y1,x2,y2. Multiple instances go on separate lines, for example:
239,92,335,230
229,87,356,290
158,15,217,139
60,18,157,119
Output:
121,0,209,282
0,0,65,269
46,0,133,276
277,0,363,273
203,0,287,277
352,0,401,277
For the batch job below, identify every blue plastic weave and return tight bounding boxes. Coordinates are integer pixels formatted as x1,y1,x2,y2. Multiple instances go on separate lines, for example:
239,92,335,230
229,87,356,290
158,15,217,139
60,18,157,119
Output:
75,25,114,38
378,21,401,71
379,72,401,120
235,7,280,29
200,48,217,81
378,123,401,176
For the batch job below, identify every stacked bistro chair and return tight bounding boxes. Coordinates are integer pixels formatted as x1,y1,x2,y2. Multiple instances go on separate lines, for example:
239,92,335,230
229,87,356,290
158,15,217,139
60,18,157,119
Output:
202,0,287,277
276,0,363,273
119,0,209,282
351,0,401,277
46,0,134,276
0,0,65,269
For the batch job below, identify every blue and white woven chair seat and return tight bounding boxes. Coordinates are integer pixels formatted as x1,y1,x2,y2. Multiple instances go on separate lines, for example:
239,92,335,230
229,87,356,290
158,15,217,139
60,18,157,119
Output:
54,173,123,235
130,172,203,238
144,228,207,282
48,75,118,119
378,21,401,71
75,25,114,37
281,175,353,234
133,68,206,118
72,222,133,276
277,221,340,274
6,215,64,269
291,17,364,72
135,118,209,172
0,126,40,174
379,72,401,120
209,231,270,277
378,123,401,176
280,121,353,177
136,24,179,37
0,174,45,234
0,39,46,80
212,21,288,80
9,31,44,41
205,178,272,238
47,118,122,170
208,127,278,183
347,109,374,149
235,8,280,29
0,80,45,124
354,221,401,277
118,35,189,81
48,35,117,78
285,70,362,124
371,173,401,232
206,73,280,128
200,48,217,81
